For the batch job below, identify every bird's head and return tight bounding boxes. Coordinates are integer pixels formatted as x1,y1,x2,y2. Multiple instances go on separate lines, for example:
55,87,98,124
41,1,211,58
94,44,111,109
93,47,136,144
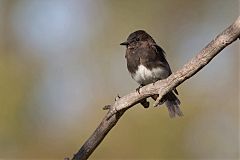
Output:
120,30,155,49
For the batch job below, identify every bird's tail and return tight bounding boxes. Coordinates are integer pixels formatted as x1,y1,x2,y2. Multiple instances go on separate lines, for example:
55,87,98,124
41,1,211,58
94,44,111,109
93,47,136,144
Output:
151,92,183,118
165,91,183,118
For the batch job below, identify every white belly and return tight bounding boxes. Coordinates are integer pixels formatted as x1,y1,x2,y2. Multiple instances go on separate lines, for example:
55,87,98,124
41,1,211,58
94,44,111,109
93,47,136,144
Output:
132,65,168,85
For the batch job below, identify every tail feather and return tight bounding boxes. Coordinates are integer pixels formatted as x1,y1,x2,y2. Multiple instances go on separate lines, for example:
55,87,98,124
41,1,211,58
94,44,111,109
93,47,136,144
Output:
165,92,183,118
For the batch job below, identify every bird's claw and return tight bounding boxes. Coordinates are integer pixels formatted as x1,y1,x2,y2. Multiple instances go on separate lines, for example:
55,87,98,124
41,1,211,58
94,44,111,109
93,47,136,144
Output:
136,84,144,94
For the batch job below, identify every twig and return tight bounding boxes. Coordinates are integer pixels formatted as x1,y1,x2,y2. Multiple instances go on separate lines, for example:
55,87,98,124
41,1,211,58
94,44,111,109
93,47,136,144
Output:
71,16,240,160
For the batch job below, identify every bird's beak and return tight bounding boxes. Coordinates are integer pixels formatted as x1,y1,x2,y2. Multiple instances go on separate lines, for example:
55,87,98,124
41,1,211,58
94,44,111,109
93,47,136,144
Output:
120,41,129,46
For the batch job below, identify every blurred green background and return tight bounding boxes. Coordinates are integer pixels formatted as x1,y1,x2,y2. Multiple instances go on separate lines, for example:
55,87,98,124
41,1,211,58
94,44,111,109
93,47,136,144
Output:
0,0,239,159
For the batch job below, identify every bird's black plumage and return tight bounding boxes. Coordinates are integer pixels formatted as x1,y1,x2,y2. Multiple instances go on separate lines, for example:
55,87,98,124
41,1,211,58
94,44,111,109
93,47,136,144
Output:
121,30,182,117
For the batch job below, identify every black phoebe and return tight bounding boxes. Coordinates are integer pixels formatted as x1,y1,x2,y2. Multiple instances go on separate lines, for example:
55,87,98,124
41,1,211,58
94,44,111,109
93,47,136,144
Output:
120,30,183,117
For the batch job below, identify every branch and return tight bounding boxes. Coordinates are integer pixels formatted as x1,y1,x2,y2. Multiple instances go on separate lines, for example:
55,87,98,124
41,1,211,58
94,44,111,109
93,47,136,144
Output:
71,16,240,160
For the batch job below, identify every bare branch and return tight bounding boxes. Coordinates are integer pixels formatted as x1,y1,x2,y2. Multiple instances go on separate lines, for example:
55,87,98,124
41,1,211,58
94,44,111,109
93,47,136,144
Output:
71,16,240,160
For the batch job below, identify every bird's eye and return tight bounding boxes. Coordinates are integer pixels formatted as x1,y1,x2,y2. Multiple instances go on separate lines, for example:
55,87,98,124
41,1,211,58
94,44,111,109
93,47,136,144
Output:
136,38,140,41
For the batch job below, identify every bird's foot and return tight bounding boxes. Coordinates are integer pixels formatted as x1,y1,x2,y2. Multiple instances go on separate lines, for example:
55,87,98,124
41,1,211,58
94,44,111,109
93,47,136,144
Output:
136,84,144,94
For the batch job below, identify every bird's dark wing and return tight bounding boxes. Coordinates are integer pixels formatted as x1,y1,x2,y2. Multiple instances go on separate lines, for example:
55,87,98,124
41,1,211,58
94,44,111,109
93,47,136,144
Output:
151,44,171,72
153,44,167,62
152,44,179,95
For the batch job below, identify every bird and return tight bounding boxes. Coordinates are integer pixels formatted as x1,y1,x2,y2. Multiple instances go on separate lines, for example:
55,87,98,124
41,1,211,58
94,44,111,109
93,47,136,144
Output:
120,30,183,118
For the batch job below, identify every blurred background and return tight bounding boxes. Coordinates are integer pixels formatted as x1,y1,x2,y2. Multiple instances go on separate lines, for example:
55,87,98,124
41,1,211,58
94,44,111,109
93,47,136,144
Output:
0,0,239,159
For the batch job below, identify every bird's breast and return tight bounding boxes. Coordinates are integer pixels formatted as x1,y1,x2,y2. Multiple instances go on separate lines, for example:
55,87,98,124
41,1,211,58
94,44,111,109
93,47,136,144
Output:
132,64,169,85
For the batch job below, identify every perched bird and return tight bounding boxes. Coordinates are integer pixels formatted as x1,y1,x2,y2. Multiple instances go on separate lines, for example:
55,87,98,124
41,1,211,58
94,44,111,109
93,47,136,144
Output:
120,30,183,117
